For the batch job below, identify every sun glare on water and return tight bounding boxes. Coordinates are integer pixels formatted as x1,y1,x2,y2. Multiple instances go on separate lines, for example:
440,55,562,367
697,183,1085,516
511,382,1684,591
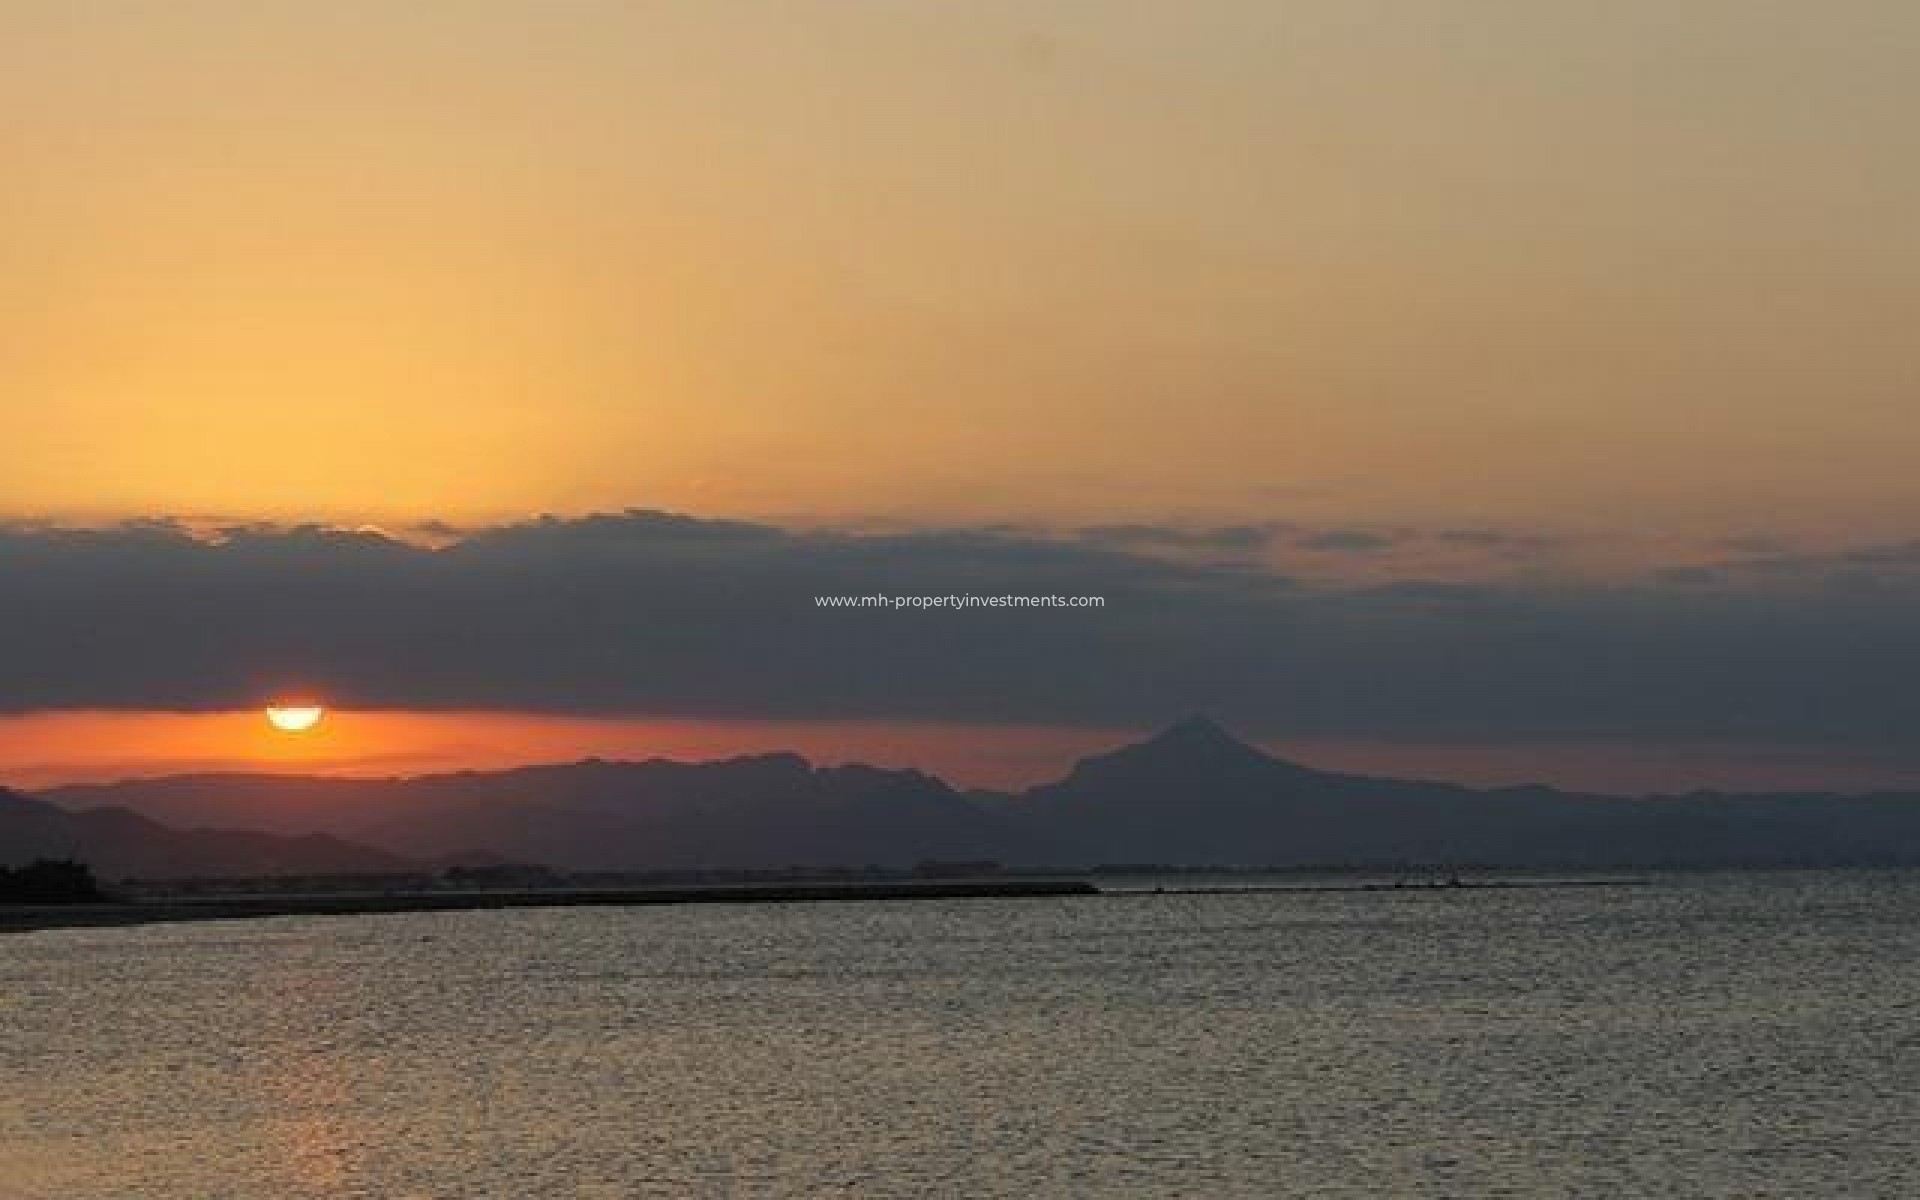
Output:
265,705,325,733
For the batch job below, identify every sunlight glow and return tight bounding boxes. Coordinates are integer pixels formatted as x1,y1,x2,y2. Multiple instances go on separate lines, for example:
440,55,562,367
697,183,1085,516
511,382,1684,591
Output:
265,705,325,734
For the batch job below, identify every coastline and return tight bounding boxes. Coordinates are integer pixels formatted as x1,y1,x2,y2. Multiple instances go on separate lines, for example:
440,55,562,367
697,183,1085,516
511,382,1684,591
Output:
0,878,1100,934
0,875,1677,934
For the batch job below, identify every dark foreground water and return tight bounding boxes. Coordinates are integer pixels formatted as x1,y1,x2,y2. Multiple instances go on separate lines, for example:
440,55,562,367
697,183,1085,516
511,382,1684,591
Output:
4,872,1917,1198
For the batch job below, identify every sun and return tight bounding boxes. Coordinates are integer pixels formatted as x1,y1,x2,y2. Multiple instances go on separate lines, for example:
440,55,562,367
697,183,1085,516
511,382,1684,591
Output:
265,704,325,733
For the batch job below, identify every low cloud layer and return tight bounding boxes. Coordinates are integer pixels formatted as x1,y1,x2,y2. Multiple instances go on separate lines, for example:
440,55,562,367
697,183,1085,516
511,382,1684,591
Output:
1,511,1916,754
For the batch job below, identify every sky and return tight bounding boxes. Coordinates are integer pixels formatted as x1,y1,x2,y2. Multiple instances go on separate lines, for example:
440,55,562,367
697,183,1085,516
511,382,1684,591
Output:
2,1,1917,791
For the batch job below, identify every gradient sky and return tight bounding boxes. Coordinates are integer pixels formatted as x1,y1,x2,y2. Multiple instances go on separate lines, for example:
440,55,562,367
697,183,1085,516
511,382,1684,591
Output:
3,2,1917,791
5,0,1917,534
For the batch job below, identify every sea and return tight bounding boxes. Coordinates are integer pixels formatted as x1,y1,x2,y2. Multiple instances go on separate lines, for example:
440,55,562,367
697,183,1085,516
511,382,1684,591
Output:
4,871,1917,1198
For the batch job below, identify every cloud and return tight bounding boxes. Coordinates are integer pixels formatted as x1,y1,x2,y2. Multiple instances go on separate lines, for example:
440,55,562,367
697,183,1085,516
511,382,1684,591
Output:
1074,522,1287,559
0,510,1916,752
1677,538,1920,589
1431,528,1564,556
1293,529,1395,553
1069,521,1570,576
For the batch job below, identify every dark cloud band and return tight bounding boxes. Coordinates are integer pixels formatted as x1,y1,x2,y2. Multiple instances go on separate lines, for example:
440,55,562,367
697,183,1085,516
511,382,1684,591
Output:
0,511,1915,752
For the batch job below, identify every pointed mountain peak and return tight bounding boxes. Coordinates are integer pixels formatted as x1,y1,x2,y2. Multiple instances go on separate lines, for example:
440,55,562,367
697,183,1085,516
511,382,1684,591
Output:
1134,716,1275,765
1123,716,1287,767
1145,715,1244,750
1058,716,1292,785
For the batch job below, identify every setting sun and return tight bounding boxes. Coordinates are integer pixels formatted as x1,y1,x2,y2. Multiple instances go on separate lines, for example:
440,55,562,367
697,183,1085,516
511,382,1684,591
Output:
265,705,325,734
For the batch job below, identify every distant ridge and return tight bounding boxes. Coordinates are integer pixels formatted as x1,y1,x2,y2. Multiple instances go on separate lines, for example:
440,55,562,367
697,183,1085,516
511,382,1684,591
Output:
0,787,412,880
32,722,1920,872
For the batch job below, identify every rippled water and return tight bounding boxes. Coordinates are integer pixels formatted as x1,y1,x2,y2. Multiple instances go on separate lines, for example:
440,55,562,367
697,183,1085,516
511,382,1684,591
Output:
4,872,1918,1197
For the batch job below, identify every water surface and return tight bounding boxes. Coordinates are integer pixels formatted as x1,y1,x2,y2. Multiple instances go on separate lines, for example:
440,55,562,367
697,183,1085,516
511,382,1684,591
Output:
4,872,1917,1197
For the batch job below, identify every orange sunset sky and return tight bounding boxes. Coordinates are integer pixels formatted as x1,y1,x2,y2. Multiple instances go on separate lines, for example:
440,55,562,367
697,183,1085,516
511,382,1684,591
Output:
3,1,1918,792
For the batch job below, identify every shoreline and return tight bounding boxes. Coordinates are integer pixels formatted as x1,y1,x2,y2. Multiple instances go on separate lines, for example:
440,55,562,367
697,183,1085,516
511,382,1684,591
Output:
1112,877,1651,895
0,875,1676,934
0,878,1100,934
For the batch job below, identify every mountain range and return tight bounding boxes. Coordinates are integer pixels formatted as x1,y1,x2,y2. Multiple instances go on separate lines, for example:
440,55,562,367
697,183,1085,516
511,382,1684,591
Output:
0,786,411,880
18,718,1920,878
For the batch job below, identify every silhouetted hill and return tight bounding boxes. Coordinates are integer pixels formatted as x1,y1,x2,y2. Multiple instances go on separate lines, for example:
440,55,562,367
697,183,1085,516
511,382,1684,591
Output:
44,755,1020,870
1005,719,1920,867
35,722,1920,869
0,787,414,881
361,755,1018,869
